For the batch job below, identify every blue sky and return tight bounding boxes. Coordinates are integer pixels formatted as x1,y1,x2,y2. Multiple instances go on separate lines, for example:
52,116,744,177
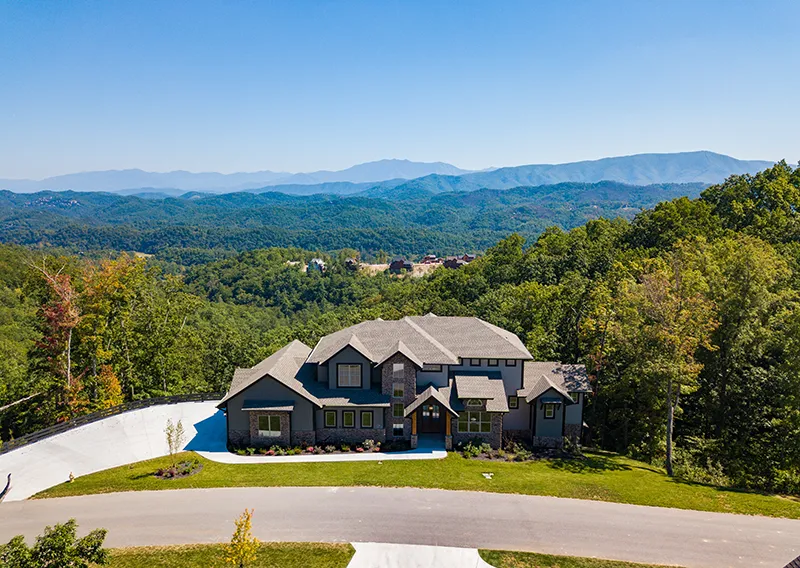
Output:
1,0,798,178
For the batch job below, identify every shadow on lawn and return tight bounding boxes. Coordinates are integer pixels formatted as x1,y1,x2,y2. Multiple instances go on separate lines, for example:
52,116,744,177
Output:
546,452,632,474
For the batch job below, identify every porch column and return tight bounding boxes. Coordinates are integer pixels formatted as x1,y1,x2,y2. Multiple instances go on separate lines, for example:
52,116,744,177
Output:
445,413,453,450
410,411,418,449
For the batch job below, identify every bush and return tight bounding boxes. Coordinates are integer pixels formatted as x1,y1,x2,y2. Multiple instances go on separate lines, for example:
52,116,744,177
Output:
0,519,108,568
461,441,480,458
325,445,337,453
340,444,351,452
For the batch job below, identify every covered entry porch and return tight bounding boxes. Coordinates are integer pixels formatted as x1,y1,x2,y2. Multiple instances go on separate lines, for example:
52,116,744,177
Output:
405,385,458,450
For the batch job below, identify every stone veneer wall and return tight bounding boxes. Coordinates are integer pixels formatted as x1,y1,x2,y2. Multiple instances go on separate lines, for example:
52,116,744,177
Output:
291,430,316,446
229,429,250,447
564,423,581,443
315,427,386,445
503,429,532,444
248,411,291,447
381,353,416,441
532,435,564,448
451,413,504,449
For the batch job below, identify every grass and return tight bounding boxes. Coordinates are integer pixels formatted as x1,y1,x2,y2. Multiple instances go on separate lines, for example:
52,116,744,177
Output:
105,544,675,568
35,450,800,519
479,549,680,568
107,542,354,567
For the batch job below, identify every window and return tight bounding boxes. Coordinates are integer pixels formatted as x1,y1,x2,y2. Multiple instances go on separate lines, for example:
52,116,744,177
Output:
324,410,337,428
488,359,498,367
392,362,404,378
393,402,405,418
392,382,404,398
571,392,580,403
470,358,481,366
508,395,519,409
342,410,355,428
505,359,517,367
457,411,491,433
422,364,442,372
257,415,281,437
544,404,555,419
360,410,373,429
465,399,482,408
337,364,361,388
392,423,404,436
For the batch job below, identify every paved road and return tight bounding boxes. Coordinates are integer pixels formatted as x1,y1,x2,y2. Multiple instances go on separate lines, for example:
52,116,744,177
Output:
1,487,798,568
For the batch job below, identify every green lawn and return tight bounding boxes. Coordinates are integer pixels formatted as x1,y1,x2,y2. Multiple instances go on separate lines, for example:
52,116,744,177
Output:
480,550,680,568
105,545,671,568
107,543,354,567
35,450,800,518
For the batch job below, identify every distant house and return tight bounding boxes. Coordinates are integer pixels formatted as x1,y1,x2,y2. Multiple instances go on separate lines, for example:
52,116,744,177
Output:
443,256,467,269
462,254,477,262
344,258,359,271
421,254,439,264
307,258,326,273
389,258,413,273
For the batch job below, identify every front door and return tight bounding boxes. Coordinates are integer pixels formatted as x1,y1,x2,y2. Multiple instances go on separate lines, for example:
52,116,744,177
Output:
419,403,442,434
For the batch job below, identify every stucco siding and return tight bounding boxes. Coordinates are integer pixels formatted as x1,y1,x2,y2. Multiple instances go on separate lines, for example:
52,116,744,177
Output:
503,401,530,430
327,346,372,389
226,378,315,433
415,365,448,387
450,359,523,394
565,392,583,425
533,387,564,438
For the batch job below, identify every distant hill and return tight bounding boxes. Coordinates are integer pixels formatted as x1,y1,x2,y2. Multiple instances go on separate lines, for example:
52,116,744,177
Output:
0,180,705,256
362,151,774,197
0,159,470,194
0,152,772,196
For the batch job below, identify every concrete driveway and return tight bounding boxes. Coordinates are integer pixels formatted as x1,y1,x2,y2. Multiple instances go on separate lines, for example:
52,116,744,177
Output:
0,487,798,568
0,401,224,501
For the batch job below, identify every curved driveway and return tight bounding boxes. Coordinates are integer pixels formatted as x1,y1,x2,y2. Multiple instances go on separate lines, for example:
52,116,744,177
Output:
1,487,798,568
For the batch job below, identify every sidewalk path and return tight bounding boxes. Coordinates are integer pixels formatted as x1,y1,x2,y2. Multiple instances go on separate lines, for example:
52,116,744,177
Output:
347,543,492,568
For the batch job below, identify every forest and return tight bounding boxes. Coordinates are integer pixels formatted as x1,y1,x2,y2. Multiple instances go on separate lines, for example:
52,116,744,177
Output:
0,161,798,495
0,180,703,257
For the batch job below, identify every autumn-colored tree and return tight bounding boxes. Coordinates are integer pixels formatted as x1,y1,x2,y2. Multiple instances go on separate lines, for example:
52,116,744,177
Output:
95,365,123,409
29,259,85,420
226,509,259,568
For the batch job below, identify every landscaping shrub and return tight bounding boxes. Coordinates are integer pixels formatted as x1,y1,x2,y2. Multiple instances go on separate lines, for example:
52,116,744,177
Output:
324,445,337,453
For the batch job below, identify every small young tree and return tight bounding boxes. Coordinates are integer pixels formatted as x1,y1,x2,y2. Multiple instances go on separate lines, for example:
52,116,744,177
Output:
225,509,259,568
0,518,108,568
164,418,186,467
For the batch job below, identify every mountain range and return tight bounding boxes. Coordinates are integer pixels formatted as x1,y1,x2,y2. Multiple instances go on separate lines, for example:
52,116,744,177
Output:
0,152,773,197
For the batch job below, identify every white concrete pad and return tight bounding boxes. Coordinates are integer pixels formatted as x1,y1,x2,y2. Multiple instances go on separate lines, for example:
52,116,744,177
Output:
199,446,446,464
0,401,223,501
348,543,492,568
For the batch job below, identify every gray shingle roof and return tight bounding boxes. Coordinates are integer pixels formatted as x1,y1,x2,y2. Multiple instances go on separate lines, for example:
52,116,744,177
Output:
522,374,575,405
405,384,458,417
217,340,321,408
453,374,509,412
519,361,591,397
307,316,532,366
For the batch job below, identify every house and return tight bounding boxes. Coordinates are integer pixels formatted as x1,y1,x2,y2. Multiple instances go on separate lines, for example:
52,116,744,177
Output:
443,256,467,269
421,254,439,264
307,258,326,273
389,258,413,273
344,258,359,271
217,315,590,451
462,253,477,262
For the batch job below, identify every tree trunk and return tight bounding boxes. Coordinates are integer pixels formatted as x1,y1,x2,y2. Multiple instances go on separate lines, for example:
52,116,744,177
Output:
665,376,675,477
66,328,73,388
